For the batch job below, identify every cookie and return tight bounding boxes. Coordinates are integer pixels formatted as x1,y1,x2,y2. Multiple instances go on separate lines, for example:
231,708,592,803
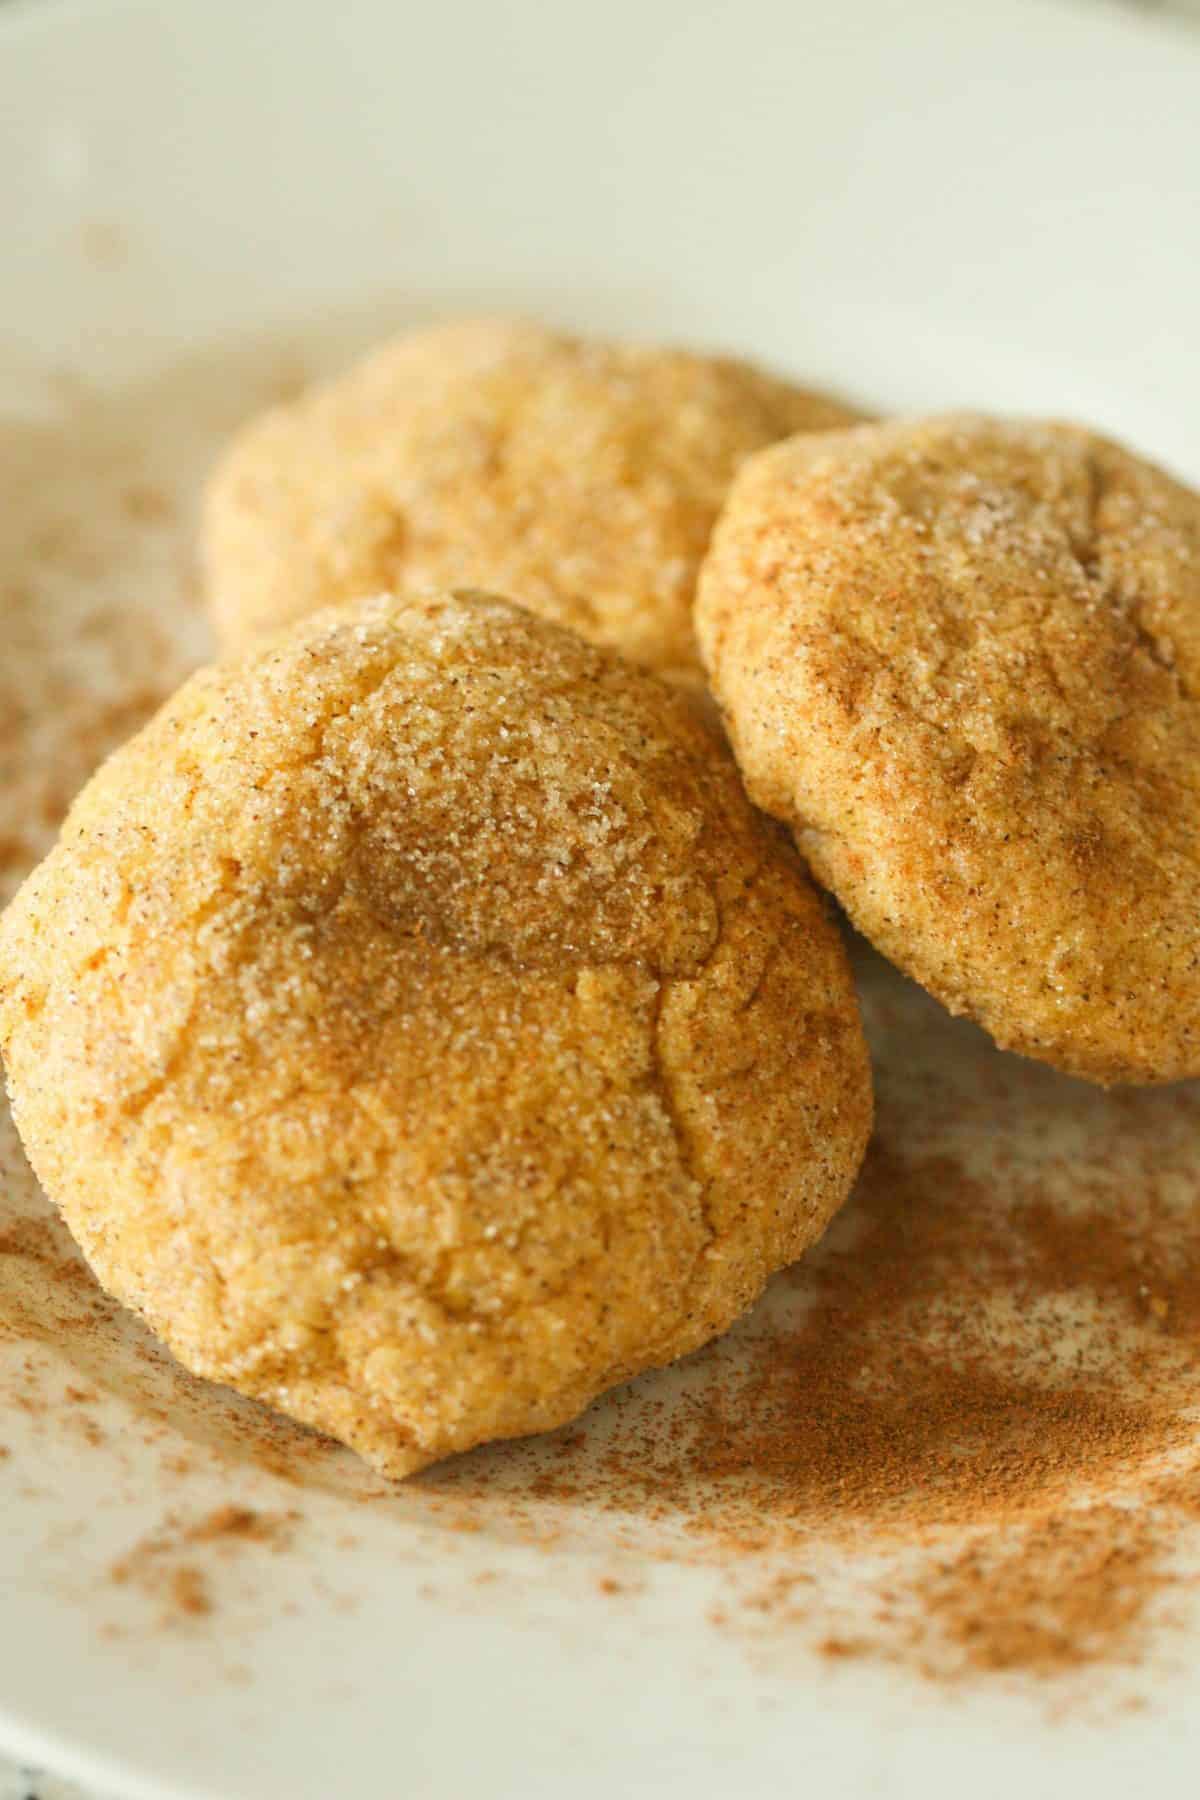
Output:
0,591,871,1476
203,317,862,682
697,413,1200,1085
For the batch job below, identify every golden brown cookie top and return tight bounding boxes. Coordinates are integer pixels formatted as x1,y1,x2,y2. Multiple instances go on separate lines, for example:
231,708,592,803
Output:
203,317,863,682
697,412,1200,1085
0,591,870,1475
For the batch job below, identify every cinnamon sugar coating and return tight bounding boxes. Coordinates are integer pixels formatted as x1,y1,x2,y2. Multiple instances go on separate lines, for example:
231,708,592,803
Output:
697,414,1200,1085
203,318,862,683
0,591,870,1476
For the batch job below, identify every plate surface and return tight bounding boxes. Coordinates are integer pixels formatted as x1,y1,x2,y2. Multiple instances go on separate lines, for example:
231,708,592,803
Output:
3,2,1200,1797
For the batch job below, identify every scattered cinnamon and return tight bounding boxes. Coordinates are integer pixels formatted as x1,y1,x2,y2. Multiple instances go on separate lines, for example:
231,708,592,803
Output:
169,1566,212,1618
4,332,1200,1689
105,1504,298,1626
915,1507,1171,1676
436,1013,1200,1681
189,1505,276,1543
186,1504,300,1548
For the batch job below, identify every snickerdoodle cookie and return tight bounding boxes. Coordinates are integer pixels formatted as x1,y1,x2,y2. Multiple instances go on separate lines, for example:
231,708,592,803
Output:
203,318,862,682
697,413,1200,1086
0,591,871,1477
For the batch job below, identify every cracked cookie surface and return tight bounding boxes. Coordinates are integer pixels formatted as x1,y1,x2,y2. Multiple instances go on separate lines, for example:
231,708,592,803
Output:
0,591,871,1476
203,317,863,684
697,413,1200,1086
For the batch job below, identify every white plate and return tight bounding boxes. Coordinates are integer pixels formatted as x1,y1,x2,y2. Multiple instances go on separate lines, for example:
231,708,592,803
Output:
3,1,1200,1797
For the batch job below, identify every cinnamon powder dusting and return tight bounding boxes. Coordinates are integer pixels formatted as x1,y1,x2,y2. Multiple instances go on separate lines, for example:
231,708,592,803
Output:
432,959,1200,1681
3,333,1200,1691
107,1506,298,1624
167,1567,213,1619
